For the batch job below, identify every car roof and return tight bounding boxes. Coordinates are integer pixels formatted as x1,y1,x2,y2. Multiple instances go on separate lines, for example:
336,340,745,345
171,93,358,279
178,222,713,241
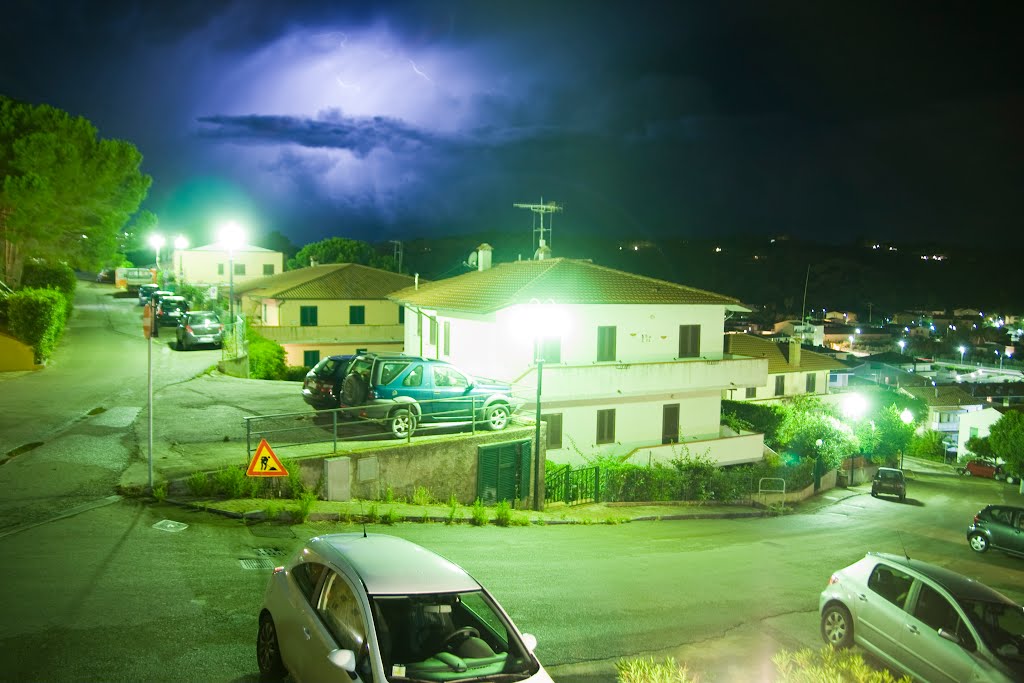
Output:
876,467,903,474
161,295,186,302
869,552,1018,604
309,533,480,595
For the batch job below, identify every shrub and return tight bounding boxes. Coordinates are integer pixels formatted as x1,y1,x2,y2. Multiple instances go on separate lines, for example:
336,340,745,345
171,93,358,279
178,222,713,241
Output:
772,647,912,682
186,471,211,497
152,480,168,503
283,365,310,382
381,507,401,525
493,500,513,527
412,486,433,506
365,502,380,523
470,499,489,526
247,327,287,380
295,490,318,522
446,496,460,525
721,399,786,449
7,287,68,362
284,461,306,498
616,657,694,683
20,260,75,319
264,499,283,520
214,466,251,498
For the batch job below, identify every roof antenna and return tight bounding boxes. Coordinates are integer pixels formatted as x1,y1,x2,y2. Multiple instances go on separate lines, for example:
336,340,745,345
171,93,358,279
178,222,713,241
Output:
896,530,910,561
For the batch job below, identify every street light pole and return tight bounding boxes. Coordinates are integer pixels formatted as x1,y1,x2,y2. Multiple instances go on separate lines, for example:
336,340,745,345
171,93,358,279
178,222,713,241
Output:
533,339,544,511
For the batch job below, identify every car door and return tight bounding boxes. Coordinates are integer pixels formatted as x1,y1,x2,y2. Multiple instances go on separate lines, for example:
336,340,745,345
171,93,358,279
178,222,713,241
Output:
987,507,1020,552
855,564,916,669
294,569,373,683
429,365,475,421
898,582,981,683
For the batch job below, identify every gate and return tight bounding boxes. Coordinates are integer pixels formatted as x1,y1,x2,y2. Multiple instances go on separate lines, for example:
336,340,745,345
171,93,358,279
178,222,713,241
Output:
545,465,601,505
476,440,531,505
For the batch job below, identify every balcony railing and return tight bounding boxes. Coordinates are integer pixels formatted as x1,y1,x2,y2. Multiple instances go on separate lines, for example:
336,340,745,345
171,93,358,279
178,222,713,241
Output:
251,323,404,344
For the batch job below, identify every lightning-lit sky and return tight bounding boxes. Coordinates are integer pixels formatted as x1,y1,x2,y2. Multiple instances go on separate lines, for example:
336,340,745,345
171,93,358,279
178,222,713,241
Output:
2,0,1022,248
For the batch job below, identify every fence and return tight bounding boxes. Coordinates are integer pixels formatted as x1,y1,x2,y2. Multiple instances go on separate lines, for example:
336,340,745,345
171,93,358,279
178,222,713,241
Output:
545,465,601,505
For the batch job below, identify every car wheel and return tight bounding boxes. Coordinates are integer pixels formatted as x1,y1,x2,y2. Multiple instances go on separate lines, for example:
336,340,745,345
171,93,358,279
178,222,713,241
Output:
484,404,510,431
871,490,878,498
256,612,287,681
342,372,368,406
821,604,854,649
390,408,417,439
899,493,906,502
175,336,183,351
969,532,990,553
963,469,972,477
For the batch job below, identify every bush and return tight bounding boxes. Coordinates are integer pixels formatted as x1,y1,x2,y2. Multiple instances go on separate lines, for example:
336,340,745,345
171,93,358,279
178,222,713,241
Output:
7,287,68,362
152,480,168,502
381,507,401,525
470,499,489,526
412,486,434,506
446,496,461,525
186,471,211,497
722,399,786,449
616,657,694,683
283,365,310,382
246,325,287,380
214,466,253,498
494,500,512,527
295,490,318,522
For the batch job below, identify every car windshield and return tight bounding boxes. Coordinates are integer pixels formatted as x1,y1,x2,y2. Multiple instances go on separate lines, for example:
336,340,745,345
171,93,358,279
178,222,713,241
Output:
878,470,901,480
369,591,539,682
960,598,1024,664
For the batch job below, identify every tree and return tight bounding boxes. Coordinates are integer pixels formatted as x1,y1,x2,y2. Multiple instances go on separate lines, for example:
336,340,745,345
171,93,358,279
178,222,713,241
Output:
872,404,915,465
989,411,1024,475
0,96,151,285
965,435,995,459
288,237,397,271
776,396,858,470
908,430,946,461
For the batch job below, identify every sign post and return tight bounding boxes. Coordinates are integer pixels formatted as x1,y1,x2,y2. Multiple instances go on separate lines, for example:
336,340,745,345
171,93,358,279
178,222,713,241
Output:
143,304,153,491
247,439,289,477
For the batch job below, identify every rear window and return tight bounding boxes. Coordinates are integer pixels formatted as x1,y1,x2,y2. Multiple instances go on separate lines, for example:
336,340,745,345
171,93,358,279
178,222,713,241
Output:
379,361,411,386
315,357,348,377
189,312,219,324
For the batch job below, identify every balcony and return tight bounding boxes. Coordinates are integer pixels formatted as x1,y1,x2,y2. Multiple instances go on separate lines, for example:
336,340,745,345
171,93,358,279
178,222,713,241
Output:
251,324,404,345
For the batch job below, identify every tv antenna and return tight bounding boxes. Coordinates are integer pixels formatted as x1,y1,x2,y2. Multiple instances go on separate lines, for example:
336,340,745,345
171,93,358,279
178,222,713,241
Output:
514,198,562,254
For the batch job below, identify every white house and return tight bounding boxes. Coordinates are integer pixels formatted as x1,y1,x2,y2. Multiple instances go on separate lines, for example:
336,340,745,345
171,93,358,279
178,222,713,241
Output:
956,406,1006,461
235,263,415,367
388,249,768,467
899,384,986,456
175,243,284,289
722,333,847,403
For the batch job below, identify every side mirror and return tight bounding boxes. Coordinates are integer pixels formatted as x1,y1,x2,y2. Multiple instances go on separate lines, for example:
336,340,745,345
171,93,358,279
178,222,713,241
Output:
521,633,537,652
937,628,961,646
327,648,357,672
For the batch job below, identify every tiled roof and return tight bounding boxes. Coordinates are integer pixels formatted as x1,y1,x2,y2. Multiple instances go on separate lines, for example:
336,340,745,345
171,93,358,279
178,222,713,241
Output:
723,333,847,374
388,258,743,313
900,385,987,407
234,264,417,299
191,243,277,253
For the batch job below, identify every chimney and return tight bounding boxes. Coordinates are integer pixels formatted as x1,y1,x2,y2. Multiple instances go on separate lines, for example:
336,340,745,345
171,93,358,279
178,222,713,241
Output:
310,257,319,267
414,273,419,290
787,337,801,367
476,243,493,271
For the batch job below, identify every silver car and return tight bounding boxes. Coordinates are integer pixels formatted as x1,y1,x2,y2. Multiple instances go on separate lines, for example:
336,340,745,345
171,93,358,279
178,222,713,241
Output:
258,533,553,683
819,552,1024,683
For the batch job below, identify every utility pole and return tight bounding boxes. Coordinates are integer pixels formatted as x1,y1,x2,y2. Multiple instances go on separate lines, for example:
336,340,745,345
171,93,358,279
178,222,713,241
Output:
514,198,562,254
389,240,403,274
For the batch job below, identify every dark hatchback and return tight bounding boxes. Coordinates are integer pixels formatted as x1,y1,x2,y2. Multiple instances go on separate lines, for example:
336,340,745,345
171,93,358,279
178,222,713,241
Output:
968,505,1024,557
871,467,907,502
301,355,354,410
175,311,224,351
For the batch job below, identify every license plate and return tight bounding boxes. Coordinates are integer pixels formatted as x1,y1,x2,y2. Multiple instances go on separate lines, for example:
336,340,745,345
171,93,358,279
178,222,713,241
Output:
198,336,212,342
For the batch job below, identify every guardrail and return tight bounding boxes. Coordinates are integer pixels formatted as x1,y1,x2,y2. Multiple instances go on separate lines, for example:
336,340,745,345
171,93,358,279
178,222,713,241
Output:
545,465,601,505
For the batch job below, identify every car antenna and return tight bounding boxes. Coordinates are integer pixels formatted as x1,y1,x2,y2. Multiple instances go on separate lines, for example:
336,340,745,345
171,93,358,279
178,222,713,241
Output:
359,500,367,538
897,530,911,562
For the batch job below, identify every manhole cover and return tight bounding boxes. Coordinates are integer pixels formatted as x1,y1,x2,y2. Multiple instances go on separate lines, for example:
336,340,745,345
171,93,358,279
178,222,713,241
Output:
153,519,189,532
254,547,286,557
239,558,277,571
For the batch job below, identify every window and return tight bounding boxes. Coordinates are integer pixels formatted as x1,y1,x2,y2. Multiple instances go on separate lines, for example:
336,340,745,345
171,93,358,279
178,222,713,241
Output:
234,263,245,276
662,404,679,444
433,366,468,388
443,321,450,356
745,387,756,399
292,562,327,604
217,263,224,275
262,264,274,275
597,326,616,362
317,572,367,655
300,306,318,327
596,409,616,444
429,318,438,345
416,310,422,337
380,362,411,386
913,584,965,637
678,325,700,358
349,305,365,325
399,306,405,324
303,350,320,368
969,427,978,439
806,374,816,393
867,564,913,608
774,375,785,396
542,413,563,449
538,337,561,363
403,364,424,387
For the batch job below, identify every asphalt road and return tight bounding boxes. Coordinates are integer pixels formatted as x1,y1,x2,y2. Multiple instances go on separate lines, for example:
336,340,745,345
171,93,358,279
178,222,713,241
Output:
1,281,1023,683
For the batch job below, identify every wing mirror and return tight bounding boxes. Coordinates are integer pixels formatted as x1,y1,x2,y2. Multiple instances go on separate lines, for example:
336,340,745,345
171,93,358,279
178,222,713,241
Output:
521,633,537,652
327,648,356,672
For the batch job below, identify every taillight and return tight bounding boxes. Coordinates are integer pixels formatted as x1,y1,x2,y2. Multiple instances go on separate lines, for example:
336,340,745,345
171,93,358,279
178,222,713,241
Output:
368,388,377,400
185,325,194,334
827,574,840,586
272,566,285,575
974,515,981,524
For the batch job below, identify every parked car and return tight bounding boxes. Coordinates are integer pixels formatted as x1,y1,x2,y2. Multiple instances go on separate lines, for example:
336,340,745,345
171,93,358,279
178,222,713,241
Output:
337,352,520,439
138,283,159,306
175,311,224,351
870,467,907,502
967,505,1024,558
820,552,1024,683
302,355,355,410
257,533,553,683
154,295,188,329
958,459,1004,479
95,268,115,283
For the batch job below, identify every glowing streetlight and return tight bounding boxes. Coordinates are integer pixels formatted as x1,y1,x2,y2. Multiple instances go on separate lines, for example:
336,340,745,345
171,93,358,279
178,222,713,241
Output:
218,221,245,322
173,235,189,285
958,345,966,364
841,393,867,421
897,339,906,355
900,408,913,425
148,234,166,288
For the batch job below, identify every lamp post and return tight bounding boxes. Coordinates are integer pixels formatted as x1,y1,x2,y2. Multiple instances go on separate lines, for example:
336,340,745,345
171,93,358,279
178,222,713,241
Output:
148,233,165,288
174,235,188,286
897,339,906,355
218,221,245,324
958,345,966,364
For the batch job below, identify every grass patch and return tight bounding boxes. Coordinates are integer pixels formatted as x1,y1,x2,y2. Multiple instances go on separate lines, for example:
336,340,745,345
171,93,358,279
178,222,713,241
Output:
152,480,168,503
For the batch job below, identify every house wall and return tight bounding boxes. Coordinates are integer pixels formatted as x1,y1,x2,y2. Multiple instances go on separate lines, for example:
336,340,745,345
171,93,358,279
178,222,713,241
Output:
956,407,1003,460
728,369,830,402
178,247,284,286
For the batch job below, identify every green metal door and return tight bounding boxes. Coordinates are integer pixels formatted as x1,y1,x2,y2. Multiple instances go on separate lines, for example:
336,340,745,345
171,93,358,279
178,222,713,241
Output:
477,440,531,504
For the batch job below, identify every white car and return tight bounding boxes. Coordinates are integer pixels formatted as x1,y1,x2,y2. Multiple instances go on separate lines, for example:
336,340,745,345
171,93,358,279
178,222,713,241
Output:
819,552,1024,683
258,533,553,683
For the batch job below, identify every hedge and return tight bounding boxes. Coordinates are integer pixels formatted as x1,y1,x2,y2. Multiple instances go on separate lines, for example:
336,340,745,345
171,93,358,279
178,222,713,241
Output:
7,287,68,362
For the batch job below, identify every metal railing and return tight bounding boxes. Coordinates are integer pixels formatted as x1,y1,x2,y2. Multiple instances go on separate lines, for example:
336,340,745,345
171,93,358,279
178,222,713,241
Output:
545,465,601,505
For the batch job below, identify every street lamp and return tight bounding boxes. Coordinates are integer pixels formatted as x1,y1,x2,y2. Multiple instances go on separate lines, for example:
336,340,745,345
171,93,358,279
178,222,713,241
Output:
148,234,165,287
897,339,906,355
958,345,966,364
174,235,188,285
218,221,245,323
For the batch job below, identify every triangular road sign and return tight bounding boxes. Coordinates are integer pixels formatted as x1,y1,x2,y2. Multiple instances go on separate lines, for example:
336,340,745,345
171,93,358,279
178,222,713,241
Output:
246,439,289,477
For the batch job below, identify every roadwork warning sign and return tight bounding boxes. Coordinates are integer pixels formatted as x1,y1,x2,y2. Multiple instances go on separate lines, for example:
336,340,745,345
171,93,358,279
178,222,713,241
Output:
246,439,289,477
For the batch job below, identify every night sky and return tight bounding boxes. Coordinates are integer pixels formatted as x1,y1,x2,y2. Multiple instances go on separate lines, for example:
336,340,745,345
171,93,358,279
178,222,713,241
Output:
2,1,1022,249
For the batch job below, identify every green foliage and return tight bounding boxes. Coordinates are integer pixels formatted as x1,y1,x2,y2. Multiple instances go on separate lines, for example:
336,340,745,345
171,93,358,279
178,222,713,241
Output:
152,480,168,503
776,396,857,470
382,485,396,503
214,466,253,499
470,499,489,526
264,499,283,521
772,647,912,682
720,410,754,434
908,429,946,461
8,287,68,361
722,399,786,448
20,260,76,320
287,237,399,271
186,471,211,497
965,435,995,459
445,496,460,525
412,486,433,506
283,365,309,382
989,411,1024,474
616,657,695,683
0,96,151,284
295,490,318,522
247,328,287,380
381,507,401,525
493,500,513,527
283,461,305,498
365,502,380,523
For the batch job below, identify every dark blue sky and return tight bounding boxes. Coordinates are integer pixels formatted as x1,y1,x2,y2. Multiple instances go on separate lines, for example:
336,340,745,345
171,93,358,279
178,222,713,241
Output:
2,1,1022,248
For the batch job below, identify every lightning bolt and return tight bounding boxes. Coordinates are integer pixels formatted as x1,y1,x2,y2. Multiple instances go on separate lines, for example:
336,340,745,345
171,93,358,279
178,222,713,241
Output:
409,59,433,83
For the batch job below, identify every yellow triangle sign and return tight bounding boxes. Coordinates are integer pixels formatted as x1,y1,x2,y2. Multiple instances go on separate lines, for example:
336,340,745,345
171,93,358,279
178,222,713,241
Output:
246,439,289,477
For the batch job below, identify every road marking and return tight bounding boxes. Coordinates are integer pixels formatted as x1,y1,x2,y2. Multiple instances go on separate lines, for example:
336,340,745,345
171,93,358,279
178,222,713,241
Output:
0,495,122,540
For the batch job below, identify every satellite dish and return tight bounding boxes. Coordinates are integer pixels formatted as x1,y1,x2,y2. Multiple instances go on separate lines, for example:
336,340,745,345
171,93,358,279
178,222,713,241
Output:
467,251,478,268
